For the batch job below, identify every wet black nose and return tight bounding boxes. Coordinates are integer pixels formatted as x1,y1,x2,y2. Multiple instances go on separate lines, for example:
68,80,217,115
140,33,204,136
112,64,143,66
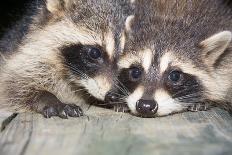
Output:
104,92,117,103
136,99,158,117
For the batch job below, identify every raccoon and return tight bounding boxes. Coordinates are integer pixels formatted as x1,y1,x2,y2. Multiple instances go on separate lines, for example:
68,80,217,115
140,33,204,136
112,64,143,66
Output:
0,0,134,118
105,0,232,117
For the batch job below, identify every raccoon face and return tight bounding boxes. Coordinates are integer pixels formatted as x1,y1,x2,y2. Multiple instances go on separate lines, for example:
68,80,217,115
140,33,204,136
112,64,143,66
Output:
111,51,203,117
106,29,232,117
61,43,116,100
24,0,133,101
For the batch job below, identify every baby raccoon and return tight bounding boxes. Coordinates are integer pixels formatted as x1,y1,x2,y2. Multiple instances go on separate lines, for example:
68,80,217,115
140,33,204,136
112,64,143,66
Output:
0,0,134,118
106,0,232,117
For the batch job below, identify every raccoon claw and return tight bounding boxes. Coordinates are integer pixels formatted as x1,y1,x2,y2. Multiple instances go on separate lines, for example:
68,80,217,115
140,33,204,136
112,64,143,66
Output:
113,104,130,113
188,103,209,112
63,104,83,117
43,104,83,119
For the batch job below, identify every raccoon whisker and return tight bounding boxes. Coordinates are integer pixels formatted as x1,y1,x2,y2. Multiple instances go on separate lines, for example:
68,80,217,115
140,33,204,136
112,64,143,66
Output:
112,81,127,94
66,63,107,99
67,68,89,79
173,96,202,104
177,98,201,103
113,79,130,96
108,96,127,102
115,97,127,101
180,101,209,108
73,89,86,92
112,83,129,97
171,84,200,98
175,94,203,103
108,101,127,105
69,68,89,79
181,102,202,106
96,104,109,106
115,78,130,94
110,101,127,104
64,62,107,98
177,99,202,104
175,92,202,99
107,90,127,98
64,63,89,79
172,89,203,100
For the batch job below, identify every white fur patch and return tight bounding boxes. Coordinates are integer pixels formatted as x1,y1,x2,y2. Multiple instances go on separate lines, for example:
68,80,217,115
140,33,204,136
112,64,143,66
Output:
126,86,144,113
118,53,141,69
118,49,152,72
130,0,136,4
142,49,153,73
79,75,111,100
105,30,115,60
125,15,135,32
154,89,184,116
160,52,172,74
55,79,84,104
120,32,126,53
46,0,63,14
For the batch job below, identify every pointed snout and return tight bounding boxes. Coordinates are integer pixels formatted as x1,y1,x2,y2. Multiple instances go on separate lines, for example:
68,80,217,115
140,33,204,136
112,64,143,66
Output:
136,99,158,117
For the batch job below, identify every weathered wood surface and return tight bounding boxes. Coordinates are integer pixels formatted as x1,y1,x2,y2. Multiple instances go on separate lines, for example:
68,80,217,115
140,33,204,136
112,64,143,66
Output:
0,110,14,132
0,107,232,155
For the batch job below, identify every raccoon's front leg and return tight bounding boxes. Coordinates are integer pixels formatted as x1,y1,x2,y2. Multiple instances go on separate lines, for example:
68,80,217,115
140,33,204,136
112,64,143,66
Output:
34,92,83,119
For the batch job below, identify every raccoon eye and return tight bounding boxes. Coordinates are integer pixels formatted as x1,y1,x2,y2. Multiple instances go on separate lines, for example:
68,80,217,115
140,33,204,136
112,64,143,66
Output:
129,67,142,81
88,47,102,59
168,70,182,83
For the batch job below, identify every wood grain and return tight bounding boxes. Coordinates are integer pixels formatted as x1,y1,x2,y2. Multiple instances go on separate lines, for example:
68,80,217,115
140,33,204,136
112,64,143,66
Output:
0,107,232,155
0,110,14,131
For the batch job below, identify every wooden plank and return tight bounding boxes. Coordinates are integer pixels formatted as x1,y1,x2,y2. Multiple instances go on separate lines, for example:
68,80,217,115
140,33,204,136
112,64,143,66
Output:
0,110,14,131
0,107,232,155
0,112,32,155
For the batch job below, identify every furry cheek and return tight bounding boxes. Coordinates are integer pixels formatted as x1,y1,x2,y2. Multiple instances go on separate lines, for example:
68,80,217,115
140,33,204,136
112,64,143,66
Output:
79,75,112,100
154,89,185,116
126,86,144,114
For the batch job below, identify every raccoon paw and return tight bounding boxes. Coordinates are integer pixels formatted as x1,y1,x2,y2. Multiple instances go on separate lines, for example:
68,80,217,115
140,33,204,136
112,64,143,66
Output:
43,103,83,119
113,104,130,113
188,103,209,112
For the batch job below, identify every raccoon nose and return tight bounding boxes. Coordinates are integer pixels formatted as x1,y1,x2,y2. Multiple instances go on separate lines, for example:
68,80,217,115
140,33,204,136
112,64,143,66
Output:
136,99,158,117
104,92,117,103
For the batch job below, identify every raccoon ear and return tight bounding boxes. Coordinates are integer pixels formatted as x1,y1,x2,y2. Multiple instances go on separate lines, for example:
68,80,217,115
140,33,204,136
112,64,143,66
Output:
200,31,232,66
46,0,65,15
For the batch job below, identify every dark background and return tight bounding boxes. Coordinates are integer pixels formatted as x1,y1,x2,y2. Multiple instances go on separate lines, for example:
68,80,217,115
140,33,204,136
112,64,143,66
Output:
0,0,231,38
0,0,30,37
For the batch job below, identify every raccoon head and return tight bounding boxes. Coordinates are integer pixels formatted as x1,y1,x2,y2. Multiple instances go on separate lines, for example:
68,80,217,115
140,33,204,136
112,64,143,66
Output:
104,0,232,117
19,0,133,101
107,30,232,117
